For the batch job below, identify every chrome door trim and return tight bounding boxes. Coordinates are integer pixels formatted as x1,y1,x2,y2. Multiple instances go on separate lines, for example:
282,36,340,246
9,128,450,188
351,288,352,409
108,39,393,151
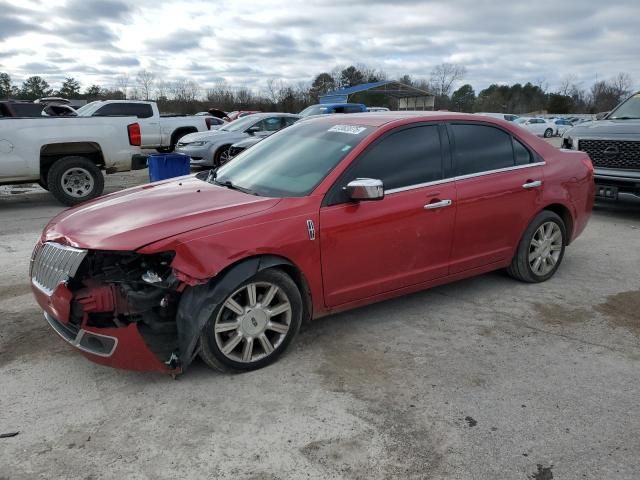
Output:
384,161,546,195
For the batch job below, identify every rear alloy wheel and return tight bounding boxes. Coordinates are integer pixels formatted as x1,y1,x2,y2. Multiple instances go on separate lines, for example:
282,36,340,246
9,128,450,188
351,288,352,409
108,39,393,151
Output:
199,269,303,372
47,156,104,206
544,128,553,138
507,210,566,283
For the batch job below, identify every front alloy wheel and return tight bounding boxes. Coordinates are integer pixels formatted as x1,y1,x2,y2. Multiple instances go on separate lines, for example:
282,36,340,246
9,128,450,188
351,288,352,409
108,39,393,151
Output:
528,222,563,276
199,269,303,372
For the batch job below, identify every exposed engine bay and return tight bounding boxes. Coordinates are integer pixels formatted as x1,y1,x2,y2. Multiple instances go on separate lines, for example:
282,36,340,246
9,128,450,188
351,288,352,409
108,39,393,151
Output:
67,251,182,368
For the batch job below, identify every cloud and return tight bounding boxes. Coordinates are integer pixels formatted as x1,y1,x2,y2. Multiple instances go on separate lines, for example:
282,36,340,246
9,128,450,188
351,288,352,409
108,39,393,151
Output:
62,0,132,21
100,55,140,67
146,31,202,52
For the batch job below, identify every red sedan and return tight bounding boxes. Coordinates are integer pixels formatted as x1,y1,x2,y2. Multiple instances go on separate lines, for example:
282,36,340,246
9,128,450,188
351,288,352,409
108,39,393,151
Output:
31,112,594,374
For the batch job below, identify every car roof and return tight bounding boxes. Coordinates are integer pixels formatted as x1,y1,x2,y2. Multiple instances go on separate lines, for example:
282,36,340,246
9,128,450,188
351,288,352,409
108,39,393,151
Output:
299,111,491,128
247,112,300,119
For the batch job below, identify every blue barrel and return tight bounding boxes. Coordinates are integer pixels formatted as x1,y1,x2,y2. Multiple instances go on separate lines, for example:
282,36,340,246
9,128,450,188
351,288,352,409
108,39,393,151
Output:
147,153,191,182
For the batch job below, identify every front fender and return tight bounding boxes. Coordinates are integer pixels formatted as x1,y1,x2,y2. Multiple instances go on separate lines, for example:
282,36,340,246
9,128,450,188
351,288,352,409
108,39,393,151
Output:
176,255,294,370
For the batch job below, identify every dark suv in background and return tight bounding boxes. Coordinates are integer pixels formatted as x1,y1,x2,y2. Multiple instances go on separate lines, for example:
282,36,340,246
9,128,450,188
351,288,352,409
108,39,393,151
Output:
562,92,640,203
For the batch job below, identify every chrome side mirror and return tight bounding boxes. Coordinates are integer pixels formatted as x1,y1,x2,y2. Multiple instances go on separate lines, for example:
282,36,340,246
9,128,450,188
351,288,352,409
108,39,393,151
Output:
345,178,384,201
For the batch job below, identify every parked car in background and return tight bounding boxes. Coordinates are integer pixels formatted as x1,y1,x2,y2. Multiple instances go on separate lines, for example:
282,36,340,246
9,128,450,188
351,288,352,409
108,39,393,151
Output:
476,112,520,122
31,112,593,375
76,100,217,151
227,110,260,121
367,107,390,112
562,91,640,203
0,116,144,205
515,117,555,138
299,103,367,117
0,101,45,117
553,118,574,136
176,113,300,167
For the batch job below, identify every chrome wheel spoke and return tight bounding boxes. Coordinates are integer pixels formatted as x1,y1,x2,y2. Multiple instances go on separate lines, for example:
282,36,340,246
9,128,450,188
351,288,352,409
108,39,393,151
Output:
532,257,543,274
258,333,274,354
246,283,257,307
242,337,254,362
550,244,562,252
224,298,244,315
215,322,238,333
268,302,291,318
530,238,541,248
267,321,289,334
529,250,539,262
222,333,243,354
261,285,278,307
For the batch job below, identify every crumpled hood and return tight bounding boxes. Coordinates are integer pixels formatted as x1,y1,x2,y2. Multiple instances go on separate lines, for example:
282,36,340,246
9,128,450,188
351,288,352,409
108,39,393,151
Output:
44,176,280,251
566,119,640,137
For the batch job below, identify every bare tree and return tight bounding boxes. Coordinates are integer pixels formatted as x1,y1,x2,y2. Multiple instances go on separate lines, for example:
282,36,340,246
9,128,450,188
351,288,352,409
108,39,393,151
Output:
137,69,156,101
116,74,129,99
155,80,169,101
558,74,578,96
429,63,467,97
610,72,632,102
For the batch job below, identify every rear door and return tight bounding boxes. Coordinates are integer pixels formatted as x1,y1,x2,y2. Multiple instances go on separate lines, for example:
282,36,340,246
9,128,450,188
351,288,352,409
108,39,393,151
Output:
320,124,457,307
447,122,544,274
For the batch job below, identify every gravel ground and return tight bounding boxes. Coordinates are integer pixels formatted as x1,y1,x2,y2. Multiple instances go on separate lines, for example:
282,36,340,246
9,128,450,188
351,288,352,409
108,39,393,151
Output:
1,139,639,479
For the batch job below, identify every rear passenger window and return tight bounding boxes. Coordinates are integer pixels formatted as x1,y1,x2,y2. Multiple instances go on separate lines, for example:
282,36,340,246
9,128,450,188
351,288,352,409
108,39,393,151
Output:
346,125,442,191
513,138,532,165
451,124,517,175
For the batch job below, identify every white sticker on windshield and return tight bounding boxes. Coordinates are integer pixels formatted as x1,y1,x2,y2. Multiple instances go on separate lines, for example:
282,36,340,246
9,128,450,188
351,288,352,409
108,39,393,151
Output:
328,125,367,135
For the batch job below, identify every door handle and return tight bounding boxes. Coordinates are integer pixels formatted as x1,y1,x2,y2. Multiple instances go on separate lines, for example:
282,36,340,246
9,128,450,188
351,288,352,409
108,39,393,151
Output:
424,199,452,210
522,180,543,189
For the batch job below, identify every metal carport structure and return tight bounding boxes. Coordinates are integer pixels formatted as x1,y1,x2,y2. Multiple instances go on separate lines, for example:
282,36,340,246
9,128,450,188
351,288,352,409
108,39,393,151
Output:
319,81,435,110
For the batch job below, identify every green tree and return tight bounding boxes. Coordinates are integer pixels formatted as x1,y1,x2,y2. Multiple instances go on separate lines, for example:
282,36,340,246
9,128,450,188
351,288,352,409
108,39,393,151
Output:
340,66,365,88
59,77,81,98
0,72,13,99
84,84,102,100
20,76,51,100
547,93,573,114
450,84,476,112
311,73,336,96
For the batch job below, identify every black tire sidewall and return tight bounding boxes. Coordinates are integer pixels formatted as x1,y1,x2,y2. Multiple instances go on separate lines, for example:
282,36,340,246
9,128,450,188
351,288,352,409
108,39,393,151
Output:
199,269,303,372
47,156,104,206
518,211,566,282
544,128,553,138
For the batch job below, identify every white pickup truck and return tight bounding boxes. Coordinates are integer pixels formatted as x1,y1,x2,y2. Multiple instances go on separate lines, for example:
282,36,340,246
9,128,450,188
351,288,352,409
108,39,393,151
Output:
0,116,144,205
76,100,224,151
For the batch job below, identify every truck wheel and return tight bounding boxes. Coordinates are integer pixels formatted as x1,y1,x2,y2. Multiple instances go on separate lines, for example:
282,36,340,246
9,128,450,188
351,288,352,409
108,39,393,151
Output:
47,156,104,206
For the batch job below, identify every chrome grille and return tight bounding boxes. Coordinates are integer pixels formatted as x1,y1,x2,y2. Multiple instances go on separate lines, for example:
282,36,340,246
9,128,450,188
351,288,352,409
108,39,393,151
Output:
30,242,87,295
578,139,640,170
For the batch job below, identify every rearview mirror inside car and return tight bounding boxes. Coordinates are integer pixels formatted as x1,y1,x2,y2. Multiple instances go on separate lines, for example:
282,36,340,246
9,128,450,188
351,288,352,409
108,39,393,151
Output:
345,178,384,201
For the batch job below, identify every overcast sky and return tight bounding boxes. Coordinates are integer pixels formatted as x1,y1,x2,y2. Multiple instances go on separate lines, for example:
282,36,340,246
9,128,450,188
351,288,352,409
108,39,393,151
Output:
0,0,638,94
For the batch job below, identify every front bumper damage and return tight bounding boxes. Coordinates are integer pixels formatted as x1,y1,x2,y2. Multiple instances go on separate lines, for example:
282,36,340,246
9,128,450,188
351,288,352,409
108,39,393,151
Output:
31,243,183,374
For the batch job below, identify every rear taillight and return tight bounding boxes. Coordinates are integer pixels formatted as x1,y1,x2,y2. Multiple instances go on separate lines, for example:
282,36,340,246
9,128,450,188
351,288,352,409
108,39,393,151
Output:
205,117,214,130
128,123,141,146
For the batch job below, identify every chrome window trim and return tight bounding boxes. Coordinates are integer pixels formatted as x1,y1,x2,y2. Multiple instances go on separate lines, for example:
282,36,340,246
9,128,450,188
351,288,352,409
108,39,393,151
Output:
384,161,546,195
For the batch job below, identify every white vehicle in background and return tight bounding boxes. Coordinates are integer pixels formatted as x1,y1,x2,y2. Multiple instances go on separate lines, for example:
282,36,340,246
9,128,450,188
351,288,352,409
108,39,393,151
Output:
0,116,144,205
76,100,223,151
552,118,574,136
515,117,555,138
476,112,520,122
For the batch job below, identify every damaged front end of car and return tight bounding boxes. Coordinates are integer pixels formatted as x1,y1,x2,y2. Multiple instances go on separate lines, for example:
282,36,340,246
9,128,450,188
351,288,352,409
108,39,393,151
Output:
31,242,186,374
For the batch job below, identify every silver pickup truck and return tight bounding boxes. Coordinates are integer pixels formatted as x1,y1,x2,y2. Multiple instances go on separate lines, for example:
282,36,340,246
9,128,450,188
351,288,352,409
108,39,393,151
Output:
562,92,640,203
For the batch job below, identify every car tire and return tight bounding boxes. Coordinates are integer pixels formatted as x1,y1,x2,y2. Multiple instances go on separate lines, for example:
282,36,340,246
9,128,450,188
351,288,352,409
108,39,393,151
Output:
543,128,553,138
38,177,49,191
507,210,566,283
214,145,232,167
47,156,104,206
199,268,303,373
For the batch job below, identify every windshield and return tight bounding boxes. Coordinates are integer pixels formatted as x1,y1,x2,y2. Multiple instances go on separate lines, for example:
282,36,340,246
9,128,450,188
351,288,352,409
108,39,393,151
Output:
75,102,102,116
299,105,328,117
220,115,260,132
211,121,371,197
607,93,640,119
515,118,528,124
